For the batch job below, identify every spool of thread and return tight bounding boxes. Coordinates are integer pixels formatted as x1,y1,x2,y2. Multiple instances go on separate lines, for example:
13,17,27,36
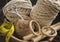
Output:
30,0,60,27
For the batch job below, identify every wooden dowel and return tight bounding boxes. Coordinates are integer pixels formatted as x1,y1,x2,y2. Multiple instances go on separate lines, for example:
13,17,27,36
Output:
11,36,28,42
31,35,46,42
51,22,60,30
23,34,35,41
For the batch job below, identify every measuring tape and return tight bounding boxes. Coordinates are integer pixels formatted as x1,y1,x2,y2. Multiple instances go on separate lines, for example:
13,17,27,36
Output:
0,22,14,42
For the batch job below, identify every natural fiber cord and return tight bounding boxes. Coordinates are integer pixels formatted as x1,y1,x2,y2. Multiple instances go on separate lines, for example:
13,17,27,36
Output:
30,0,60,27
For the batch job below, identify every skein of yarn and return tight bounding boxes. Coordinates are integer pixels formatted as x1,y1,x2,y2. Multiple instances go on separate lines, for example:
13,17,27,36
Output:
30,0,60,27
3,0,32,23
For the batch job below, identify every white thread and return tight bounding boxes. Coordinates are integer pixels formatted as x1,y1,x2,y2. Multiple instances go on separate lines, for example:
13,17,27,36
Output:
49,0,60,6
15,8,24,20
7,5,24,21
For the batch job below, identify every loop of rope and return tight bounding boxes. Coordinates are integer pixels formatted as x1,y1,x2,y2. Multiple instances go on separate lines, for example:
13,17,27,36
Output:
29,20,41,36
41,26,57,37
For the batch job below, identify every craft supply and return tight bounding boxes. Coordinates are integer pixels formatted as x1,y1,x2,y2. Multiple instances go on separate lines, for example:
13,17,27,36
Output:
30,0,60,27
0,22,14,42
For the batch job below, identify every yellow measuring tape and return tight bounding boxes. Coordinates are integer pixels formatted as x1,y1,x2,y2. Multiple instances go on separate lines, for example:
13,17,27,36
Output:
0,22,14,42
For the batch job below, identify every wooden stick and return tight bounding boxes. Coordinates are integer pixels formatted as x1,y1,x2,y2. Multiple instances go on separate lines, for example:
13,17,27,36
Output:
11,36,28,42
31,35,46,42
51,22,60,30
23,34,35,41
